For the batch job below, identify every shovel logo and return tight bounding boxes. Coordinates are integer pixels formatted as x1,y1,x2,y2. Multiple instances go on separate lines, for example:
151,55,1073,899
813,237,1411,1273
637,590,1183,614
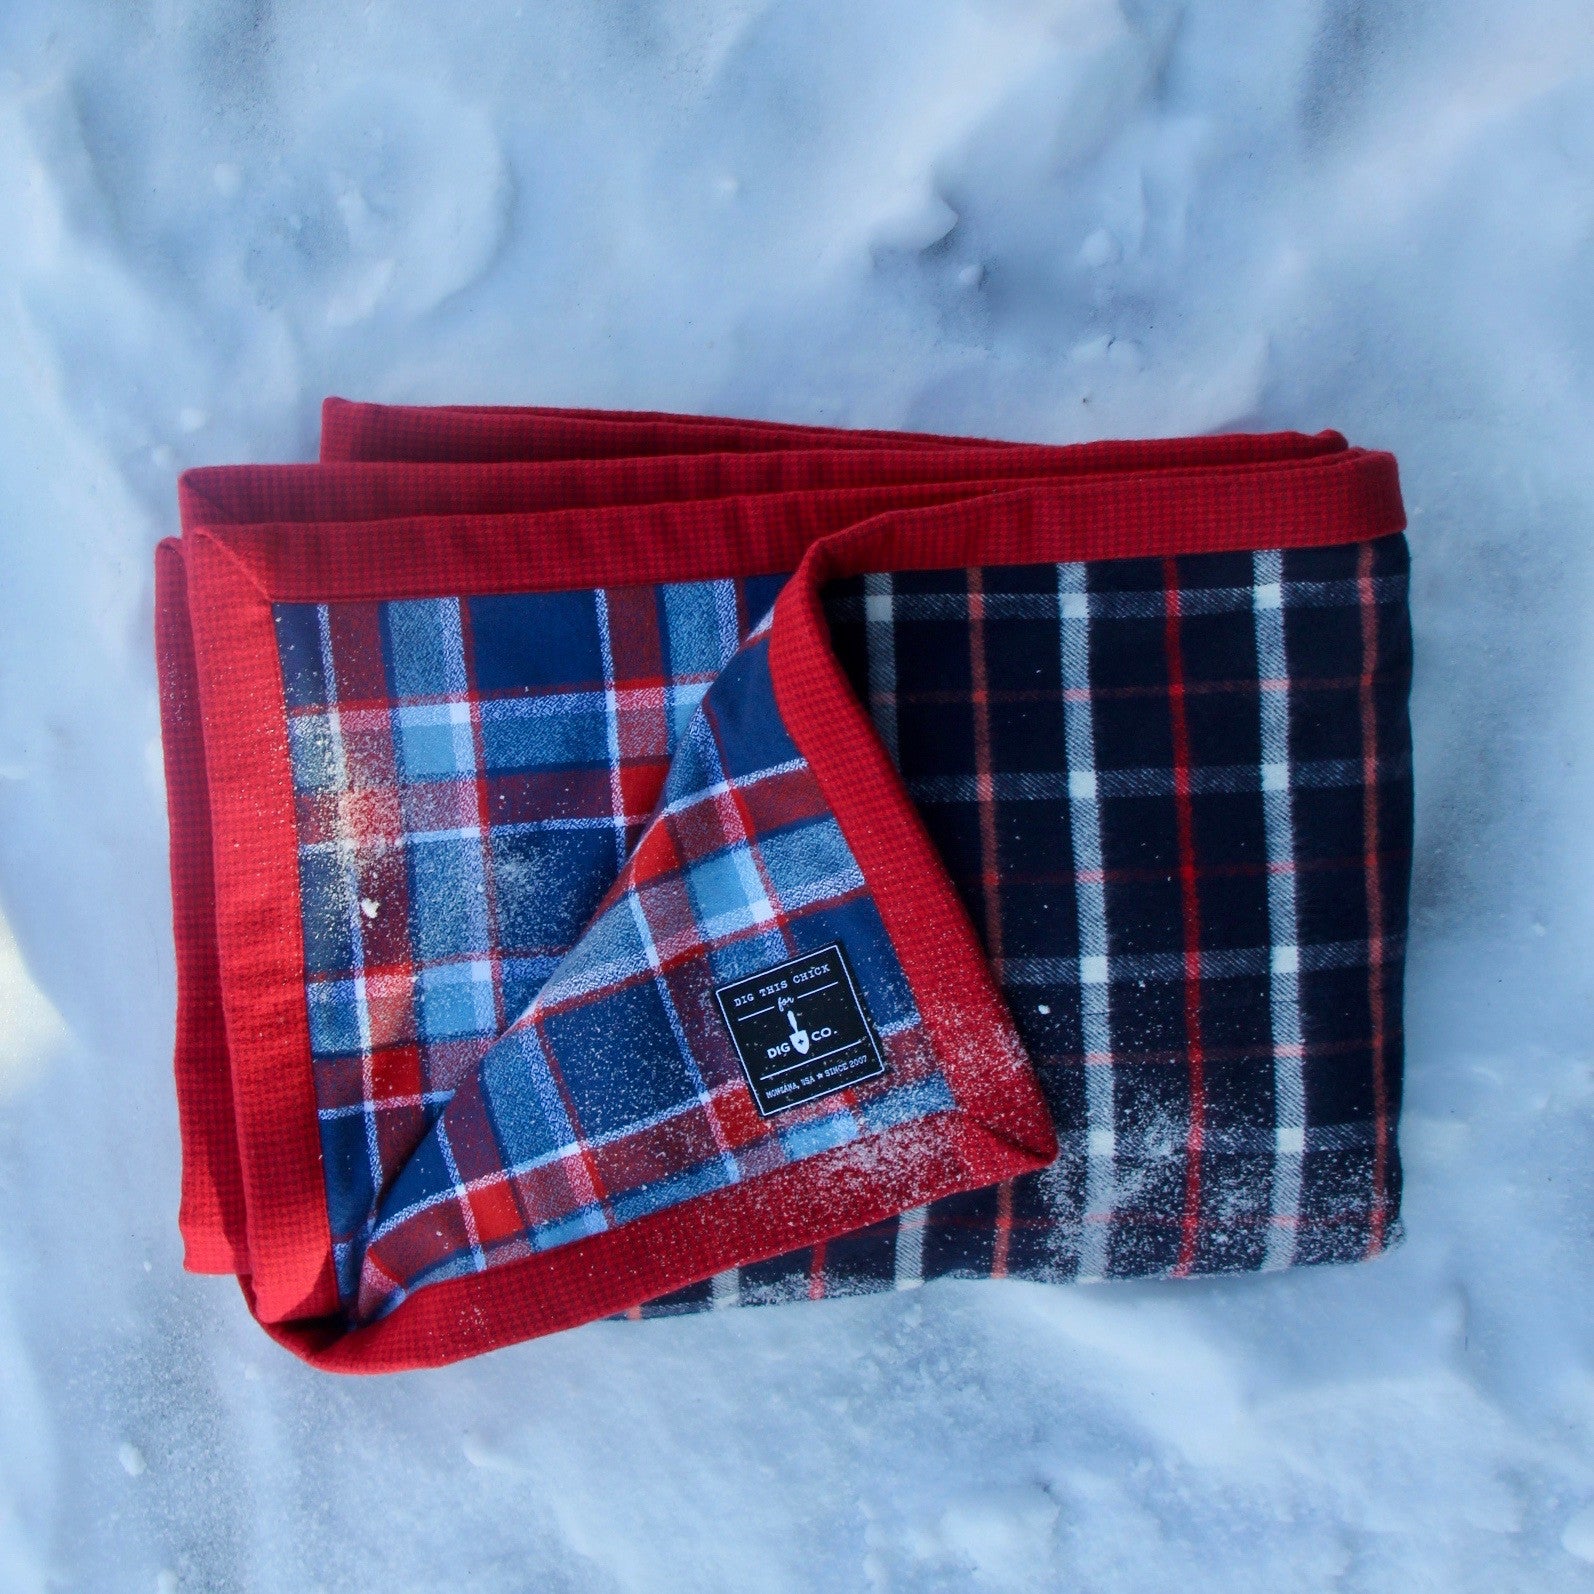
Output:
784,1004,812,1056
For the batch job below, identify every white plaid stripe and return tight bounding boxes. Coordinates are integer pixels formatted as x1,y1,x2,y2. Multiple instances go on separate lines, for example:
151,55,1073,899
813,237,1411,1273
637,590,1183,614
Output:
1253,551,1306,1269
316,603,383,1197
893,1204,927,1289
314,605,352,791
826,575,1405,625
321,1089,454,1119
905,758,1404,802
1001,936,1396,985
1059,563,1115,1280
593,590,631,870
457,600,509,1038
435,1118,488,1274
712,578,744,665
863,573,900,762
657,753,808,821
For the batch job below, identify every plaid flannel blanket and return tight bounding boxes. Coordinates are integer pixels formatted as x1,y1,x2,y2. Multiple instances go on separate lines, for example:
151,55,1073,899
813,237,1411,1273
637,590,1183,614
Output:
157,401,1412,1371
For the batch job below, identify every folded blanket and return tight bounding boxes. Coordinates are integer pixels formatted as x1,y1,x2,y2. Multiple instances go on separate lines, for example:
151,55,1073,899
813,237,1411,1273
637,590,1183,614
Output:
157,400,1412,1371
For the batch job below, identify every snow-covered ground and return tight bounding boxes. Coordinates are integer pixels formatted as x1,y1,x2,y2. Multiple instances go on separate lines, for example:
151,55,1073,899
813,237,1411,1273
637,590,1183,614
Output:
2,1,1593,1587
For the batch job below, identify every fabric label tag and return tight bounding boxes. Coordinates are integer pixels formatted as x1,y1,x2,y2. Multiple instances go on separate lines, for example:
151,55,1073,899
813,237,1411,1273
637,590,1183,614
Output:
714,943,887,1116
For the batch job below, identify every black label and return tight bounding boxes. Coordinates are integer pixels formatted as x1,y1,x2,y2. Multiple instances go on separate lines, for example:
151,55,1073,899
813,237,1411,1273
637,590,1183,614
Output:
714,943,886,1117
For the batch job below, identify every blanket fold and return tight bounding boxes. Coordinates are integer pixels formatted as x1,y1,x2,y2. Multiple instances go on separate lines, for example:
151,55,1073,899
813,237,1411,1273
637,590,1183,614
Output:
157,401,1411,1371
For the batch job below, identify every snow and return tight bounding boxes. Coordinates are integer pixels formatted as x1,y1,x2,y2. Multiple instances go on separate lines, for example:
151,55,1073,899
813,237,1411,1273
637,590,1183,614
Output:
1,0,1592,1587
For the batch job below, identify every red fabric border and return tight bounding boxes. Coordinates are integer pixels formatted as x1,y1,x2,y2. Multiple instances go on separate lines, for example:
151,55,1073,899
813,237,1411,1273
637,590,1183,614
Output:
182,534,341,1322
260,1115,1020,1371
154,542,250,1274
190,448,1401,604
320,395,1016,461
317,396,1344,470
183,434,1338,530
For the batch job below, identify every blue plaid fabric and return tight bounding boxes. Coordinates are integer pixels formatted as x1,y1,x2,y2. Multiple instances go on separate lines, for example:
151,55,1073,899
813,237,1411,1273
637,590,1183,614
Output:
275,581,952,1320
277,577,776,1299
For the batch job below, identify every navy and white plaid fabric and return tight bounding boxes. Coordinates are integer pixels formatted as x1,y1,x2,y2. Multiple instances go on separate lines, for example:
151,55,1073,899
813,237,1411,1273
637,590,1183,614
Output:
273,536,1410,1322
638,535,1412,1313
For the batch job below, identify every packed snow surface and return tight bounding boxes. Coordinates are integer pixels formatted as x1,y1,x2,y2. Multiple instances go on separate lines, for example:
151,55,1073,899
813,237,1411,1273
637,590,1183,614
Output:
2,2,1593,1588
